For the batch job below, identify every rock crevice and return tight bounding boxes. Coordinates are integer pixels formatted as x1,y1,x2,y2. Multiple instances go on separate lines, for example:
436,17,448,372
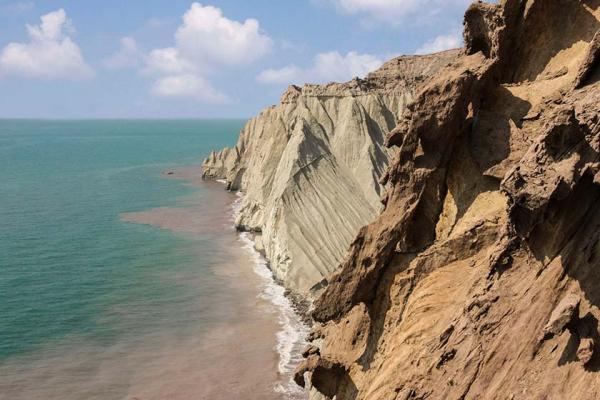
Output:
202,52,459,297
298,1,600,399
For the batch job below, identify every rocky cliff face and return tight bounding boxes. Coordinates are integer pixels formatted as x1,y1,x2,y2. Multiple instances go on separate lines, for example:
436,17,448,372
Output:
202,52,458,297
296,0,600,399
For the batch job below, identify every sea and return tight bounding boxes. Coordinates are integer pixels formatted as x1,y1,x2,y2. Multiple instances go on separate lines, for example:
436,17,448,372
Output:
0,119,308,400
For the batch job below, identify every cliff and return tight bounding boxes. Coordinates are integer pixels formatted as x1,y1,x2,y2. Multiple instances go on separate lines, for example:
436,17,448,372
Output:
296,0,600,399
202,51,458,297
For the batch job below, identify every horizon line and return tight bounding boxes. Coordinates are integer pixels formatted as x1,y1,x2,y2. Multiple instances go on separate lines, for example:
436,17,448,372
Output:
0,117,251,121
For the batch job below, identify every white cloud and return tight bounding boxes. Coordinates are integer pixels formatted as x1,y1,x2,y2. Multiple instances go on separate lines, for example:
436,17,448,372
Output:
174,2,272,69
143,48,194,75
0,9,93,80
257,51,383,85
257,65,303,85
1,1,34,14
142,2,272,103
145,17,168,29
103,37,144,69
415,30,462,55
325,0,471,25
312,51,383,81
334,0,420,19
151,74,228,103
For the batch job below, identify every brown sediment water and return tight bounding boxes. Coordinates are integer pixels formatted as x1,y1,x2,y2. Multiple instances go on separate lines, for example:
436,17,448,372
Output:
120,167,309,399
0,166,307,400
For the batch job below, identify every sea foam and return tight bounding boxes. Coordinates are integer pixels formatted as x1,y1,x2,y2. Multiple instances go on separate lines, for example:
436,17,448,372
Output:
232,194,309,399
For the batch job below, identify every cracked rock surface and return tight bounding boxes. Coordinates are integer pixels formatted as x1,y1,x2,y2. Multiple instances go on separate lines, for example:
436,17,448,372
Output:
202,52,458,297
298,1,600,399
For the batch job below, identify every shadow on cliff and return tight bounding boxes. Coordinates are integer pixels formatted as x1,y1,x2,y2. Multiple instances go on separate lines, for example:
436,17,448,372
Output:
468,85,532,183
313,364,359,400
356,253,415,372
528,174,600,308
507,0,600,82
558,313,600,372
526,172,600,371
354,84,532,372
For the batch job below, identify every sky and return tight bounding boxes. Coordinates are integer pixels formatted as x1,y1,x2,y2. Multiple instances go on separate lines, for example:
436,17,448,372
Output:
0,0,472,118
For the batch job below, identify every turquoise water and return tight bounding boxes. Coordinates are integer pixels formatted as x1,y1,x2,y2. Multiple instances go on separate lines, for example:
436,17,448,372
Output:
0,120,302,400
0,119,242,359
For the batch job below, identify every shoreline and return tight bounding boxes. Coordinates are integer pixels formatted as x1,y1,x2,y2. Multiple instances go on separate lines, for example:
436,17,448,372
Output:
129,166,310,399
237,230,309,398
238,229,313,326
230,183,310,397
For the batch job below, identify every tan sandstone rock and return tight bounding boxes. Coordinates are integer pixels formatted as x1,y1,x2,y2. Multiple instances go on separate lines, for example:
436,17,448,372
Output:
301,1,600,399
541,294,580,339
202,51,458,297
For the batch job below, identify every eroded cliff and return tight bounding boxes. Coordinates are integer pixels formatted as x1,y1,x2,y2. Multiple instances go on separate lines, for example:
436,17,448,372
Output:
297,0,600,399
202,52,458,297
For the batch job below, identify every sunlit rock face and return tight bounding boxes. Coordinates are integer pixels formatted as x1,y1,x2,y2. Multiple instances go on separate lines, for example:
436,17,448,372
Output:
203,50,459,297
296,1,600,399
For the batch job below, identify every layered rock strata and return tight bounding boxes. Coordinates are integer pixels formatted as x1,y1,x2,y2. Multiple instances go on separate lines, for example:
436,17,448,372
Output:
297,0,600,399
202,52,458,297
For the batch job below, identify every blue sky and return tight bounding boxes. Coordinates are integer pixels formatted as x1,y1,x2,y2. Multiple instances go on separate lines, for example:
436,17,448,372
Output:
0,0,471,118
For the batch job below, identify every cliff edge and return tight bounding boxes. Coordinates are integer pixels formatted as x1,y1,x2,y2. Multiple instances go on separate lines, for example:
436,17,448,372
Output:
296,0,600,399
202,51,458,297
